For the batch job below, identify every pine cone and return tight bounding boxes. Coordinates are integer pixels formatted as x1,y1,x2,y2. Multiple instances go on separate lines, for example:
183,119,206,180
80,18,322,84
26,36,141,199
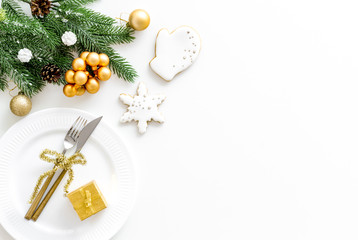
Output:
30,0,51,17
41,64,61,83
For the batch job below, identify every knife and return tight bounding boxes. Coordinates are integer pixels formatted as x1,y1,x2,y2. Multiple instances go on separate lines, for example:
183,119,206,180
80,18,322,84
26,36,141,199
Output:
31,116,103,221
75,116,102,152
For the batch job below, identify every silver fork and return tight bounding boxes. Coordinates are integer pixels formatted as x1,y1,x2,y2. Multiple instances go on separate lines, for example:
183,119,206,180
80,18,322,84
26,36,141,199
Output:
63,116,87,154
25,116,88,220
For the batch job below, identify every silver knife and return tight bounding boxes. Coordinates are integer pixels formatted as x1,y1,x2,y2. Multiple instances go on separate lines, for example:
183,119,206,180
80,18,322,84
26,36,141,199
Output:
75,116,103,152
31,116,103,221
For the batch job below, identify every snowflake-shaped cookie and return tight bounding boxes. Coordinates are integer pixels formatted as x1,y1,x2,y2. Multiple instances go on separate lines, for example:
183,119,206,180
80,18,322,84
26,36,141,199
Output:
119,82,166,133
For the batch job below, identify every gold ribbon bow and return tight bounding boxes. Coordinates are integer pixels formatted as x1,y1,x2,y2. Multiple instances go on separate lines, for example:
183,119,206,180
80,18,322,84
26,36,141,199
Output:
29,149,87,203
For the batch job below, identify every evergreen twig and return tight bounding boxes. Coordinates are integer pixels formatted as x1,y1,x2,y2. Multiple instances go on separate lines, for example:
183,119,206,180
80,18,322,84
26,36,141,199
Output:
0,0,136,97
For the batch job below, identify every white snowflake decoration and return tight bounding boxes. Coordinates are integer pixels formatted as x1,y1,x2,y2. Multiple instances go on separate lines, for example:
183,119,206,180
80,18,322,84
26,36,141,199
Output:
61,31,77,46
120,82,166,134
17,48,32,63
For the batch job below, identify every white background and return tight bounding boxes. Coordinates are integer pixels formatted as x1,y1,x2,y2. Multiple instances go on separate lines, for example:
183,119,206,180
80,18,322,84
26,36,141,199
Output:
1,0,358,239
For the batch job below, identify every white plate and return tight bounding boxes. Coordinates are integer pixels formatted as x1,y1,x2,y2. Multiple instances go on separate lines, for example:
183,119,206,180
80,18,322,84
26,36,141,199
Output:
0,108,136,240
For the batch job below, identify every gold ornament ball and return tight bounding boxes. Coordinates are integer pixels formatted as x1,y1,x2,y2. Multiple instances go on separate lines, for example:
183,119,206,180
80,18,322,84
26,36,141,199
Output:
129,9,150,31
65,70,76,84
80,51,90,61
74,71,88,85
86,52,100,67
63,84,77,97
98,53,110,67
85,78,100,94
72,58,86,71
97,67,111,81
10,93,32,116
76,85,86,96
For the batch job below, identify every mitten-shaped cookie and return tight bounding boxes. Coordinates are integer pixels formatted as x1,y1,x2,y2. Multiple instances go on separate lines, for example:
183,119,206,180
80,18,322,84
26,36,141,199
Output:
150,26,201,81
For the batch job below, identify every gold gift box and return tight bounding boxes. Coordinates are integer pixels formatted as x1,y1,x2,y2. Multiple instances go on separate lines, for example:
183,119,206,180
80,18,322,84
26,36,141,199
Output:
67,180,107,221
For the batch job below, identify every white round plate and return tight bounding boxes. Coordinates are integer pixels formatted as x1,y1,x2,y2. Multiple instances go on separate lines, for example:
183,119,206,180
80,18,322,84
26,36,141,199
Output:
0,108,136,240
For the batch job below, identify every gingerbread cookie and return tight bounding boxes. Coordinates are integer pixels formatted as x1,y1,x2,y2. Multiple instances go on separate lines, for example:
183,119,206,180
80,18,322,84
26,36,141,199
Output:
119,82,166,133
150,26,201,81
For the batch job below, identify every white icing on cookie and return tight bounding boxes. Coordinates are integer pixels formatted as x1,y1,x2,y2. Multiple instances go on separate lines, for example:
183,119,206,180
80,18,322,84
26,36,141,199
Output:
150,26,201,81
119,82,166,133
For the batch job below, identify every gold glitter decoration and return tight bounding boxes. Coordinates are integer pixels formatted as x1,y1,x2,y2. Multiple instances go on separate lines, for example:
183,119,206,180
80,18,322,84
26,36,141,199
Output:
29,149,86,203
10,93,32,116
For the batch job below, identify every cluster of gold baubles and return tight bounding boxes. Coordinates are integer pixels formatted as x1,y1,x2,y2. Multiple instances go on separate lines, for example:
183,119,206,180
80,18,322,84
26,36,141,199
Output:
64,52,111,97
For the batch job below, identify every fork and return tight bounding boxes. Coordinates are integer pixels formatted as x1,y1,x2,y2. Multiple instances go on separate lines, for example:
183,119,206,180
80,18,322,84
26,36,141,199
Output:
24,116,87,220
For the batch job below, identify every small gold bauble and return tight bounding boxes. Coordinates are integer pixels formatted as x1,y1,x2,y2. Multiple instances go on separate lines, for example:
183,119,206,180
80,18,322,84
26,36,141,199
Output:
98,53,110,67
72,58,86,71
129,9,150,31
80,51,90,60
76,85,86,96
86,52,100,67
97,67,111,81
65,70,76,84
85,77,100,94
10,93,32,116
73,71,88,85
63,84,77,97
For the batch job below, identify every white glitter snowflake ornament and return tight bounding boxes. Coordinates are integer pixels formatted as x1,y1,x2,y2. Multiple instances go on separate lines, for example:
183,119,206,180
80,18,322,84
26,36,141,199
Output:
17,48,32,63
61,31,77,46
120,82,166,134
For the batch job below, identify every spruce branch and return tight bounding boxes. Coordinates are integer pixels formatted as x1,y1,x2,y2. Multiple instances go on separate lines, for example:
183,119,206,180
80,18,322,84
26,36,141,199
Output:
0,0,138,97
1,0,25,19
60,0,96,7
57,5,115,26
101,47,137,82
90,25,135,45
0,76,8,91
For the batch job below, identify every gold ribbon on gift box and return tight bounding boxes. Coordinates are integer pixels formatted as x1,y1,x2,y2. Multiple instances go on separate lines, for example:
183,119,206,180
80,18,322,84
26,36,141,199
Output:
29,149,87,203
80,189,95,214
